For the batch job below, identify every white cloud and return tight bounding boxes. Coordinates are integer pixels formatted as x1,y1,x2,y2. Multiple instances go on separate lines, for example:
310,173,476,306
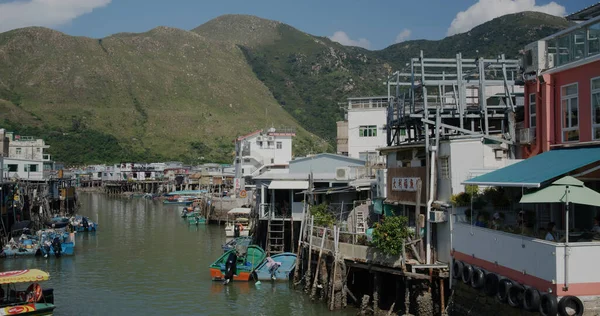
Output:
0,0,111,33
394,28,412,43
447,0,565,36
329,31,371,49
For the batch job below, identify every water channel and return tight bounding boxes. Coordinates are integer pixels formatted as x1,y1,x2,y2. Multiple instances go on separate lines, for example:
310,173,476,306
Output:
0,193,355,315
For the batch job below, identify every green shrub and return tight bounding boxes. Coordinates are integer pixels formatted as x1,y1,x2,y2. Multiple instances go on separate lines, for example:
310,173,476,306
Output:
311,203,335,228
371,216,410,256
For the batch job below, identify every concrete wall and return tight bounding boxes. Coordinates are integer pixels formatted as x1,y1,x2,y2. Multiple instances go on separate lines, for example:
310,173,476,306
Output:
347,108,387,163
8,139,48,160
3,158,45,180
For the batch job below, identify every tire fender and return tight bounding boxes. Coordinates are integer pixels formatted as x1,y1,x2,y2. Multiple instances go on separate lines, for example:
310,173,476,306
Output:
496,279,512,303
558,296,584,316
508,282,525,308
461,264,473,284
483,272,499,296
452,260,463,279
539,292,558,316
470,267,486,289
523,287,541,312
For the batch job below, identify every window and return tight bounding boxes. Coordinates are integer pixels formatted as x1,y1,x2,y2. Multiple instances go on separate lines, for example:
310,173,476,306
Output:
590,22,600,56
400,129,406,136
592,78,600,139
529,94,536,136
15,148,21,155
359,125,377,137
27,164,38,172
293,190,304,203
271,158,274,164
267,141,274,148
276,141,282,149
97,172,102,178
6,164,17,172
561,83,579,142
440,157,450,179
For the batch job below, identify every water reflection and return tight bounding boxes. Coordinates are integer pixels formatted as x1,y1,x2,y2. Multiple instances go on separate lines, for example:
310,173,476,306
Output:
0,193,354,315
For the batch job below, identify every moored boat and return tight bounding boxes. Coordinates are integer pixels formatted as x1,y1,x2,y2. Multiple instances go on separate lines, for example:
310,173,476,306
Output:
0,269,56,315
44,216,69,229
254,252,297,281
224,208,252,238
209,245,266,282
187,215,206,225
2,236,39,257
37,230,75,257
221,236,253,253
70,216,97,232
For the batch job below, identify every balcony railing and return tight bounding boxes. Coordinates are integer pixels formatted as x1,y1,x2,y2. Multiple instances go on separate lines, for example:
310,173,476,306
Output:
517,127,536,144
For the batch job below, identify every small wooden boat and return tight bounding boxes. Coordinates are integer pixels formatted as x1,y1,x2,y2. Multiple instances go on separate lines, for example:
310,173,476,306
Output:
2,236,39,257
209,245,266,282
38,230,75,257
44,217,69,229
0,269,56,315
221,236,253,253
225,208,252,238
70,216,98,232
254,252,297,281
187,215,206,225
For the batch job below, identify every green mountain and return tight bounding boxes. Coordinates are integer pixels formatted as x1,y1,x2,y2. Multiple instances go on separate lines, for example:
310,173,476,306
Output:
194,12,571,142
0,12,570,165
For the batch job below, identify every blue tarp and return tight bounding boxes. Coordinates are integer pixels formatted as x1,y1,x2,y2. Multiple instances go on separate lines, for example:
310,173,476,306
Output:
463,147,600,188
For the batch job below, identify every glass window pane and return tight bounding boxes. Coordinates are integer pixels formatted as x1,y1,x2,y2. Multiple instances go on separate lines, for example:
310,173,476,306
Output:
563,84,577,96
530,103,536,115
589,23,600,56
529,94,536,104
571,98,579,127
557,35,571,65
593,78,600,91
562,99,569,128
574,29,585,60
595,127,600,140
594,93,600,125
547,40,558,65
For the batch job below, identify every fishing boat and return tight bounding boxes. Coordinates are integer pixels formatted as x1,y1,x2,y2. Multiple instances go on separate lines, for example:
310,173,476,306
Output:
221,236,253,253
44,216,69,229
209,245,266,282
187,215,206,225
0,269,55,315
37,230,75,257
2,235,39,257
254,252,297,281
224,208,252,238
163,195,195,205
70,216,98,232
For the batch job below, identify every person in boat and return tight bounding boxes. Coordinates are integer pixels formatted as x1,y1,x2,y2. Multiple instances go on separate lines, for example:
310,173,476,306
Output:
82,217,89,229
42,239,52,258
52,236,61,258
223,250,239,285
265,257,282,281
234,222,241,238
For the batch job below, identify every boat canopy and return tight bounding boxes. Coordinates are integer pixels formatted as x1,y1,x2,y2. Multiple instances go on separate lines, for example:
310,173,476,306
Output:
228,208,251,215
166,190,207,196
0,269,50,284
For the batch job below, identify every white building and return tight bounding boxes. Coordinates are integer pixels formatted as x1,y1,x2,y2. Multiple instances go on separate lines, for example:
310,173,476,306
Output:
344,97,393,165
6,133,51,161
234,127,295,178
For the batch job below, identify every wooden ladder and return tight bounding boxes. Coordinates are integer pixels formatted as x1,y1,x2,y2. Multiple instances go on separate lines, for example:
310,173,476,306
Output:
267,216,285,256
355,210,366,234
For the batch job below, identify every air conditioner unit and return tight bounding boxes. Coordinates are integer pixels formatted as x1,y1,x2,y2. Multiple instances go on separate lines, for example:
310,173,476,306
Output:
523,40,548,75
335,167,351,181
429,210,447,223
267,136,275,141
256,136,263,141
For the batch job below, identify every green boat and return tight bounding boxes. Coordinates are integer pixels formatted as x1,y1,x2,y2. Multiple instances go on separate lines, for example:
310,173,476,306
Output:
184,211,200,218
209,245,266,282
187,216,206,225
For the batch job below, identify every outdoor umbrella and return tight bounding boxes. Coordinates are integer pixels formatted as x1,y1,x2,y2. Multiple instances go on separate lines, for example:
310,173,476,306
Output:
519,175,600,290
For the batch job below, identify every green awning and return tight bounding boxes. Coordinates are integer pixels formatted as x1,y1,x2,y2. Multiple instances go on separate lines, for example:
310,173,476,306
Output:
463,147,600,188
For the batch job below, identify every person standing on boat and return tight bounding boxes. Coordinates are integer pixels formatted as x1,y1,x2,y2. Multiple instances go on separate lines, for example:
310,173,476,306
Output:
223,250,238,285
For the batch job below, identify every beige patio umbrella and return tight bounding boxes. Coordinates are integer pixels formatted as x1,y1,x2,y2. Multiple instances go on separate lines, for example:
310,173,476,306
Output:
520,175,600,290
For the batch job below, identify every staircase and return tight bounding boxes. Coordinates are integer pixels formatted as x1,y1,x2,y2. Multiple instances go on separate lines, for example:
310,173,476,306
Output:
267,217,285,256
355,210,366,234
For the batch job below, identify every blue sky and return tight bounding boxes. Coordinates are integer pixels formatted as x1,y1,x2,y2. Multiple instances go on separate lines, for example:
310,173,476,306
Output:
0,0,596,50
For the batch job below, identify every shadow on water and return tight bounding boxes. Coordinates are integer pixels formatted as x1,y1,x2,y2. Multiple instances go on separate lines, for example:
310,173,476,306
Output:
0,193,355,316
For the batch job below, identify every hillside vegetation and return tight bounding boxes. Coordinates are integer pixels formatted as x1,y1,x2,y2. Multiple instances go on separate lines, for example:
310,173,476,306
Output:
0,12,571,164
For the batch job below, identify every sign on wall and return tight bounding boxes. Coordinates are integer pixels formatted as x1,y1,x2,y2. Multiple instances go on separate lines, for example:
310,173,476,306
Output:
391,177,419,192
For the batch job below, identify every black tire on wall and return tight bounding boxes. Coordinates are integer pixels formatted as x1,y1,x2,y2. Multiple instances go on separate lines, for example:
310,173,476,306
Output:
539,293,558,316
470,267,486,289
496,279,512,303
558,296,584,316
507,283,525,308
483,272,499,296
523,287,541,312
461,264,473,284
452,260,463,279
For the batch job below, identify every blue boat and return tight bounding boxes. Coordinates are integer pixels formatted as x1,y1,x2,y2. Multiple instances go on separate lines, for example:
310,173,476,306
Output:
222,236,253,253
38,230,75,257
45,216,70,229
71,215,98,232
254,252,297,281
2,235,39,257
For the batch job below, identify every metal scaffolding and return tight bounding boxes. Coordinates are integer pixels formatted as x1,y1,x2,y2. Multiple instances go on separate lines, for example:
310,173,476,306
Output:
385,51,523,156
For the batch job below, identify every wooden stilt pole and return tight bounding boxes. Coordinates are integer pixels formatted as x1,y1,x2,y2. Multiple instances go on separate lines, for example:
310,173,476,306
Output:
304,216,315,293
329,226,339,310
311,227,328,299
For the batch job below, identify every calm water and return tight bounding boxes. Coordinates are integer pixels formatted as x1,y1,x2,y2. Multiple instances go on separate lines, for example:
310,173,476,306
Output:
0,193,354,316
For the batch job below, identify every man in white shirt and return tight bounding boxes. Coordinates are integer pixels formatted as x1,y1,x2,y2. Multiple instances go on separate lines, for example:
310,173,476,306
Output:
545,222,556,241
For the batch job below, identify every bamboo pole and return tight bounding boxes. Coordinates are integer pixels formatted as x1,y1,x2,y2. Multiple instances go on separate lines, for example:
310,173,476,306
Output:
304,216,315,293
311,227,328,299
329,226,339,310
293,201,308,285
